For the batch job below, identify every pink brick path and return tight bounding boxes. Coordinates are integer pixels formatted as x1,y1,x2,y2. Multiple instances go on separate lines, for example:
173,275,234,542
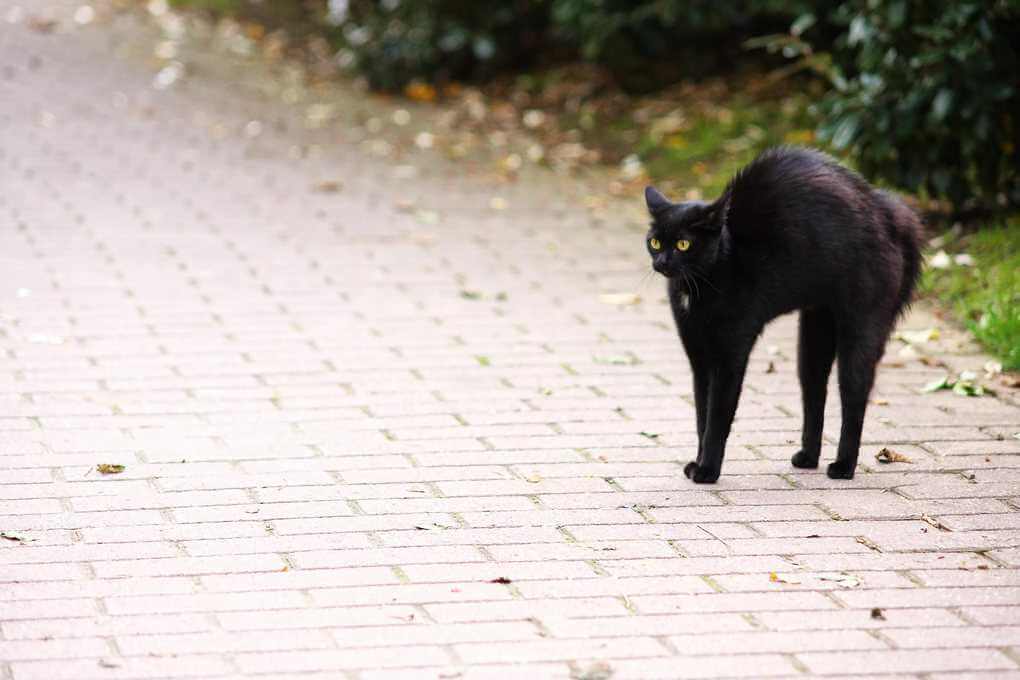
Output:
1,4,1019,679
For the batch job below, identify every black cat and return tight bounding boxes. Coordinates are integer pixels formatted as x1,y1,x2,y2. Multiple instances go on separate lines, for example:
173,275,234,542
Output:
645,147,922,483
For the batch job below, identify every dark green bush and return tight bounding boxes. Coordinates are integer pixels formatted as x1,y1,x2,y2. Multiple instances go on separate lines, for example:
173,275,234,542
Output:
816,0,1020,211
549,0,817,91
332,0,549,92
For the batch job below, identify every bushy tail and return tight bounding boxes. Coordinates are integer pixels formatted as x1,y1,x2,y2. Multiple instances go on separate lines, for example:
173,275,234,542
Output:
885,193,924,312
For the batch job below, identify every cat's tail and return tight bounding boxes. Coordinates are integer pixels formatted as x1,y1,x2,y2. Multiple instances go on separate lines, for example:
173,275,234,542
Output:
883,192,924,313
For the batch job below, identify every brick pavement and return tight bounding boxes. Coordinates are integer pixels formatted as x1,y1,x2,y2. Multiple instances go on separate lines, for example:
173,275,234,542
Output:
1,3,1019,679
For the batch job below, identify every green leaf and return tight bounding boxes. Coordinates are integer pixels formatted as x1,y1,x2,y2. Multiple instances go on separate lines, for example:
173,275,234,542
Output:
921,376,951,393
790,13,815,37
931,89,953,121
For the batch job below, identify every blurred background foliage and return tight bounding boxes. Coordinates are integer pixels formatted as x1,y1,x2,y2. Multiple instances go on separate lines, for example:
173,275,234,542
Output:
172,0,1018,217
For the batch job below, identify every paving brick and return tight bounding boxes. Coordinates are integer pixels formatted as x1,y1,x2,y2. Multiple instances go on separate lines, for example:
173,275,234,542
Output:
455,637,668,663
10,655,234,680
796,649,1015,675
234,648,452,674
757,607,967,631
425,597,632,623
2,614,215,641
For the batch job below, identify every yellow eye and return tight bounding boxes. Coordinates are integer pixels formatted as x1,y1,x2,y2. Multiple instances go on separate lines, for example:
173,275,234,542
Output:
676,239,691,252
649,238,661,250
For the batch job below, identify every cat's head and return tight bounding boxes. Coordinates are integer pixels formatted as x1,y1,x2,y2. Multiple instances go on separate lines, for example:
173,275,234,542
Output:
644,186,724,279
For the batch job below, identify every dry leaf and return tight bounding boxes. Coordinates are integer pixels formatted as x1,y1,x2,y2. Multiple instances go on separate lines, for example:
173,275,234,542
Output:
593,355,636,366
312,180,342,193
28,16,59,33
96,464,125,474
489,577,512,584
898,328,940,344
571,661,613,680
870,607,886,620
769,572,801,584
1,532,30,543
598,292,641,306
765,361,776,374
819,573,861,588
875,448,912,464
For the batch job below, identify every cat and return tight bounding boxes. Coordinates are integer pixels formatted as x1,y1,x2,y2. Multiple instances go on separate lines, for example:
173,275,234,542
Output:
644,146,922,483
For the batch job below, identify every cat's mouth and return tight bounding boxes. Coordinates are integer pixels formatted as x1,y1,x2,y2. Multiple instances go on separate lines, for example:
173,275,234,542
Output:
652,262,684,280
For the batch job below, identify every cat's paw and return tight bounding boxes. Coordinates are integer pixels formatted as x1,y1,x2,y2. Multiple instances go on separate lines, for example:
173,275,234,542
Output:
684,461,719,484
791,450,819,469
826,460,856,480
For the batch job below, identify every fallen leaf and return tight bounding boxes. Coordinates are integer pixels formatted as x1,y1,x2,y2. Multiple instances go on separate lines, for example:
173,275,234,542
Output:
593,355,636,366
765,361,776,374
819,573,861,588
28,16,59,33
404,81,437,102
875,448,912,464
459,290,483,300
98,659,120,669
921,514,951,531
476,356,491,367
872,398,889,405
898,328,940,345
312,180,343,193
571,661,613,680
280,565,289,572
639,431,660,440
921,376,951,393
0,532,32,543
489,577,512,584
928,250,951,269
598,292,641,306
415,209,440,225
870,607,886,620
96,464,125,474
769,572,802,584
952,380,984,397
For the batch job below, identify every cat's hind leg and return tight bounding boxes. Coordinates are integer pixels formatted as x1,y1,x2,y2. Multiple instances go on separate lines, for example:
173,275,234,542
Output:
828,317,894,479
791,308,836,469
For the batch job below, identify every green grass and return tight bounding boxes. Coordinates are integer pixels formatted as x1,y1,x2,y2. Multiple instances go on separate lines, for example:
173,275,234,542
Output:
636,95,816,197
922,219,1020,370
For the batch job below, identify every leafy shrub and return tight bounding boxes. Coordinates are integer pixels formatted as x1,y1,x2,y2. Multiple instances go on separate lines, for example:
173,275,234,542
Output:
816,1,1020,211
331,0,549,92
549,0,818,91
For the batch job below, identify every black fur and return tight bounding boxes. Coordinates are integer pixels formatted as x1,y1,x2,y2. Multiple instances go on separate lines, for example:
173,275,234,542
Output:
645,147,922,483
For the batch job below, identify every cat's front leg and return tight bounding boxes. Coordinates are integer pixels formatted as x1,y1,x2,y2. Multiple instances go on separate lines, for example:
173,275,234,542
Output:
685,349,751,484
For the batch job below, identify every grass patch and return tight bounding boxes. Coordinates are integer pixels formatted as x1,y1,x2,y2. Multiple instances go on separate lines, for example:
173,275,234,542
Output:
922,218,1020,369
636,94,816,197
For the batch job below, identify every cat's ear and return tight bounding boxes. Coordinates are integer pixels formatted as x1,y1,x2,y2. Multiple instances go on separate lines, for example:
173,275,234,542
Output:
644,186,671,216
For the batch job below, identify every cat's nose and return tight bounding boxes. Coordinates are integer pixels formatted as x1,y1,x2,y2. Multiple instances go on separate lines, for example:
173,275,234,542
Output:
652,256,669,274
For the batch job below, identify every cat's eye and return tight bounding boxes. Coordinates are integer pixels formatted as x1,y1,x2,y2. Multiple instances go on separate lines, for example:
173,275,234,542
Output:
649,238,661,250
676,239,691,252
